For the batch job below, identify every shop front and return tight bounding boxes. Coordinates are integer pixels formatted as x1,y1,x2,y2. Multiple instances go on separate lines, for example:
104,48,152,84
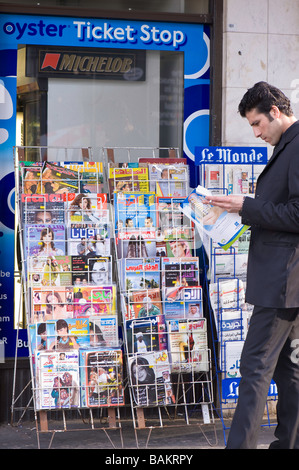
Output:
0,1,222,422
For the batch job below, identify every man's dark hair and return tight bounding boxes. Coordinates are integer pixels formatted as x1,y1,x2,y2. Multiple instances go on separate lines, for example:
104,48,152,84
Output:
238,81,293,117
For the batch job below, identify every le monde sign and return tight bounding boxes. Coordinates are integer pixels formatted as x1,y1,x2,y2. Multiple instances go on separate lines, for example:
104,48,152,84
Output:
26,45,146,81
195,146,268,166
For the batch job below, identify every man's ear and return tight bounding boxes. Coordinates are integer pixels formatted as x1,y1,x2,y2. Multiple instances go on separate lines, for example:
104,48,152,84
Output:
270,105,280,119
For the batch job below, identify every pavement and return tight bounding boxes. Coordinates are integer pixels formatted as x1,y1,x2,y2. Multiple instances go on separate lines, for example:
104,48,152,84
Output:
0,414,276,451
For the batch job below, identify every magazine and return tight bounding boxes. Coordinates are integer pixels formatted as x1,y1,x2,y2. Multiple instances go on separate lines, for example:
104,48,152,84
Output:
161,257,200,293
163,286,203,320
127,287,162,320
73,285,116,317
180,185,249,251
89,316,119,348
35,350,80,410
28,255,72,287
148,163,189,197
68,223,111,257
121,257,160,292
114,191,156,234
156,196,188,232
71,255,112,286
40,161,79,194
80,348,124,407
25,224,66,259
65,193,108,224
22,194,65,224
166,318,209,373
108,166,149,198
128,350,175,406
126,314,167,354
116,229,156,259
31,286,74,323
19,162,43,194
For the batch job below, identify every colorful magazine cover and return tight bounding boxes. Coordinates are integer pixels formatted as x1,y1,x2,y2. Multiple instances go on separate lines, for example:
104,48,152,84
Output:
128,288,162,320
121,257,160,292
22,193,65,224
28,255,72,287
71,255,112,286
161,257,200,293
116,229,156,259
114,191,156,234
148,163,189,197
20,162,43,194
180,185,249,251
126,315,168,355
81,349,124,407
128,350,175,407
24,224,66,259
65,193,108,224
68,223,111,257
35,350,80,410
31,287,74,323
89,316,119,348
156,196,187,232
36,161,79,194
163,286,203,320
108,166,149,198
73,285,116,317
166,318,209,373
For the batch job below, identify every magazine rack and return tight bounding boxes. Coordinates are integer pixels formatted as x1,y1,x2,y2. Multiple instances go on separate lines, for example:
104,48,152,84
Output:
195,153,278,445
12,146,126,449
11,145,217,448
108,148,216,448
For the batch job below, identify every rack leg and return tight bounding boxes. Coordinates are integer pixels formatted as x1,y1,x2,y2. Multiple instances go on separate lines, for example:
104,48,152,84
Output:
39,410,48,432
108,408,116,428
136,408,145,428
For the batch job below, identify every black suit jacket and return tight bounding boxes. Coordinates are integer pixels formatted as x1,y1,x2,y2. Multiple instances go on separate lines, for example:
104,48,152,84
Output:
241,120,299,308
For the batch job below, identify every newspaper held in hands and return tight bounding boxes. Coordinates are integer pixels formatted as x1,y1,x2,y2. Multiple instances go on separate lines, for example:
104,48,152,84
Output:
180,185,249,251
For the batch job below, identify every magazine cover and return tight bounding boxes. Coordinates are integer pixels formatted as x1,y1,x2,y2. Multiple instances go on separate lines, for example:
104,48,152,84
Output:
163,286,203,320
31,287,74,323
66,193,108,224
108,166,149,198
29,321,57,354
89,316,119,348
71,255,112,286
68,223,111,257
121,257,160,292
82,349,124,407
166,318,209,373
20,162,43,194
24,224,66,259
128,350,175,407
148,163,189,197
128,287,162,320
161,257,200,292
126,314,167,354
156,196,187,231
180,185,249,251
116,229,156,259
28,255,72,287
219,308,248,343
73,285,116,317
46,317,90,351
114,191,156,234
35,350,80,410
40,161,79,194
22,193,65,224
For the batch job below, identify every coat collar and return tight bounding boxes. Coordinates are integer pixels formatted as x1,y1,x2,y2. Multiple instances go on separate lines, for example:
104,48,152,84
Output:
269,120,299,163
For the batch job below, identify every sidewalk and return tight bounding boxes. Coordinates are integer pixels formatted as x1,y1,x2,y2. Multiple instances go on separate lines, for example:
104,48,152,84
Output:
0,416,275,450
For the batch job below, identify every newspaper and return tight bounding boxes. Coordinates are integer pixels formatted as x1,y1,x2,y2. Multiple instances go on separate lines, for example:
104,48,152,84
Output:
180,185,249,251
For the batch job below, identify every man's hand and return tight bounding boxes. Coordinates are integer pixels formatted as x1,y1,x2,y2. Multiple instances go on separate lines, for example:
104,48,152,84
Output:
203,195,245,213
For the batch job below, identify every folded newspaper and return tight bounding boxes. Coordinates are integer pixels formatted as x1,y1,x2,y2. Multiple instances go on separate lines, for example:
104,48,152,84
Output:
180,185,249,250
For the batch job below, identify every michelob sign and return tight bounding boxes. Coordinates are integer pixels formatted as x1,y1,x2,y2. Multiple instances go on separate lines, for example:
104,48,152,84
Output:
27,46,146,80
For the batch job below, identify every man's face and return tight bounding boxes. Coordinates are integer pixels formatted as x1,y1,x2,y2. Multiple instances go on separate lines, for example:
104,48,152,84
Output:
245,106,283,146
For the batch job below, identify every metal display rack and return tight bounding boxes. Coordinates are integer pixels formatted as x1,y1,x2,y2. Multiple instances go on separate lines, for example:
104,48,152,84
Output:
196,156,278,445
11,145,217,449
108,147,216,447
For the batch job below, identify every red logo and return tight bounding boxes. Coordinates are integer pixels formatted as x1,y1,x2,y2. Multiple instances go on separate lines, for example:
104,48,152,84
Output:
41,53,61,70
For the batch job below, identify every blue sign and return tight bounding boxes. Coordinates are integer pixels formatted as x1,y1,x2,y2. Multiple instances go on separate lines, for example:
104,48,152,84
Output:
0,13,210,358
195,146,268,166
222,378,277,400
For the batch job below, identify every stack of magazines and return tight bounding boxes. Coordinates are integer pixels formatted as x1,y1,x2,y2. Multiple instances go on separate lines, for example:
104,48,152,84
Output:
19,161,124,410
